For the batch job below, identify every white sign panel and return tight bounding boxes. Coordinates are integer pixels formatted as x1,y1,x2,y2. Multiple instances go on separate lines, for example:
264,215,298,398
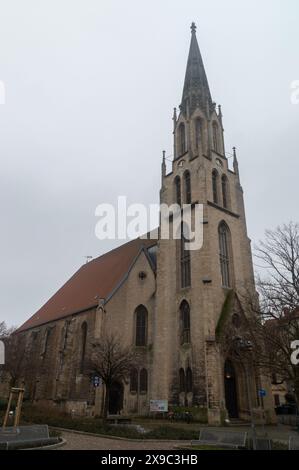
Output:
150,400,168,412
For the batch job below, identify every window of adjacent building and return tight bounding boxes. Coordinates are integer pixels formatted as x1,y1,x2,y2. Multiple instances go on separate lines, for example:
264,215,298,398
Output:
179,123,186,155
212,122,219,153
130,368,138,392
139,368,148,393
184,170,191,205
179,368,185,393
80,322,87,373
180,300,191,344
186,367,193,393
135,305,148,346
212,169,219,204
174,176,181,206
222,175,229,209
180,223,191,288
218,222,232,288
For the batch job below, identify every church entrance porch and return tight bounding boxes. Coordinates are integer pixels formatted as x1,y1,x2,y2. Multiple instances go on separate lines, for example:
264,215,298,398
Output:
108,382,124,415
224,359,239,418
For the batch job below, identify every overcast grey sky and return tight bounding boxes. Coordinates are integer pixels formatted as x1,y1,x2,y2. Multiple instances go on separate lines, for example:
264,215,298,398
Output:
0,0,298,327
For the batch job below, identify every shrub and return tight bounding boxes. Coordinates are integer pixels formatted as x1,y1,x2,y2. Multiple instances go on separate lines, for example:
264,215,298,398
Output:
18,405,200,440
146,426,198,440
169,405,208,423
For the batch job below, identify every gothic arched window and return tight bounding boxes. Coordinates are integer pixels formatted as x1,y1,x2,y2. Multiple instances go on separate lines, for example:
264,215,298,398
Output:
139,369,148,393
180,300,191,344
212,122,219,152
174,176,181,206
80,322,87,373
180,223,191,288
179,123,186,155
212,170,219,204
195,118,202,149
186,367,193,393
130,368,138,392
222,175,229,209
179,368,185,393
135,305,148,346
218,222,232,288
184,170,191,204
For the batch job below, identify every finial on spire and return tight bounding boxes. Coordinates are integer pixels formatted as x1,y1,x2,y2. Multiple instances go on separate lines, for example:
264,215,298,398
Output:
172,107,177,123
191,22,196,34
218,104,223,127
162,150,166,178
233,147,239,176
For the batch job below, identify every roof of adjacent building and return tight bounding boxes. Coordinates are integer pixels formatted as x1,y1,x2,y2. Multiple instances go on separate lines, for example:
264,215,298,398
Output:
17,237,157,333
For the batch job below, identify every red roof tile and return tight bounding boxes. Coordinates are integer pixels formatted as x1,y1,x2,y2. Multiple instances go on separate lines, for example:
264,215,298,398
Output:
17,238,157,332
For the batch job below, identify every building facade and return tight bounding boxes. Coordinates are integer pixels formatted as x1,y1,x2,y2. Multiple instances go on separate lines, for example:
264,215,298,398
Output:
3,24,275,424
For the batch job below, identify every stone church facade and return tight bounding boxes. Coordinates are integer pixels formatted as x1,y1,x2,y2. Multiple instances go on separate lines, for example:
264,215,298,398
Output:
6,24,275,424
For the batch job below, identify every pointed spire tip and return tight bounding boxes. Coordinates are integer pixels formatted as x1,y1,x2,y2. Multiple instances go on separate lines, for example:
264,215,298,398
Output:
180,21,212,115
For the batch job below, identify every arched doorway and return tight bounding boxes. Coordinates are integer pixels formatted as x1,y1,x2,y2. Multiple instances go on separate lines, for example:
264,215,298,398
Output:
224,359,238,418
108,381,124,415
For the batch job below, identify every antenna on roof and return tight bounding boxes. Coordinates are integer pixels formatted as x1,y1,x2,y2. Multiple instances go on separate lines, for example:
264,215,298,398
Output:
85,256,93,264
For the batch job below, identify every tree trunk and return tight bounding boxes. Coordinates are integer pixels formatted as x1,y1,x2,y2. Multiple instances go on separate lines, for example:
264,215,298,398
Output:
103,384,109,420
294,377,299,407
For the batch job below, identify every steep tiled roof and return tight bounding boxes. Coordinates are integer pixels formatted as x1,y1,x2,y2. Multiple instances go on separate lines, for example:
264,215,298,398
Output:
17,238,157,332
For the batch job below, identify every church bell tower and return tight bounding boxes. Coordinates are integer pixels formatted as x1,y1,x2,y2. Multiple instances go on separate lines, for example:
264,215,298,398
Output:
151,23,275,425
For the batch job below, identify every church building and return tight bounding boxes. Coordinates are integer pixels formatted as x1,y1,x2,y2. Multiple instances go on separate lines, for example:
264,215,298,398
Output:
11,24,275,424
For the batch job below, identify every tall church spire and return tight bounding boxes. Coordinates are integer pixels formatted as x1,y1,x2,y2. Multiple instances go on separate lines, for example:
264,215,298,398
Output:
180,23,213,116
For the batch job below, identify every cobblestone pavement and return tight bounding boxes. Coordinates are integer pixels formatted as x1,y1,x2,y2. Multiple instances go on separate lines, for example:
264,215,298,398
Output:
58,431,189,450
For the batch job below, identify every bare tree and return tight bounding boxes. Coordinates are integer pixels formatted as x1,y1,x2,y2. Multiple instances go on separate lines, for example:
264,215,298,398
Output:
2,331,24,388
88,334,135,419
0,322,7,338
243,222,299,403
0,322,15,339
